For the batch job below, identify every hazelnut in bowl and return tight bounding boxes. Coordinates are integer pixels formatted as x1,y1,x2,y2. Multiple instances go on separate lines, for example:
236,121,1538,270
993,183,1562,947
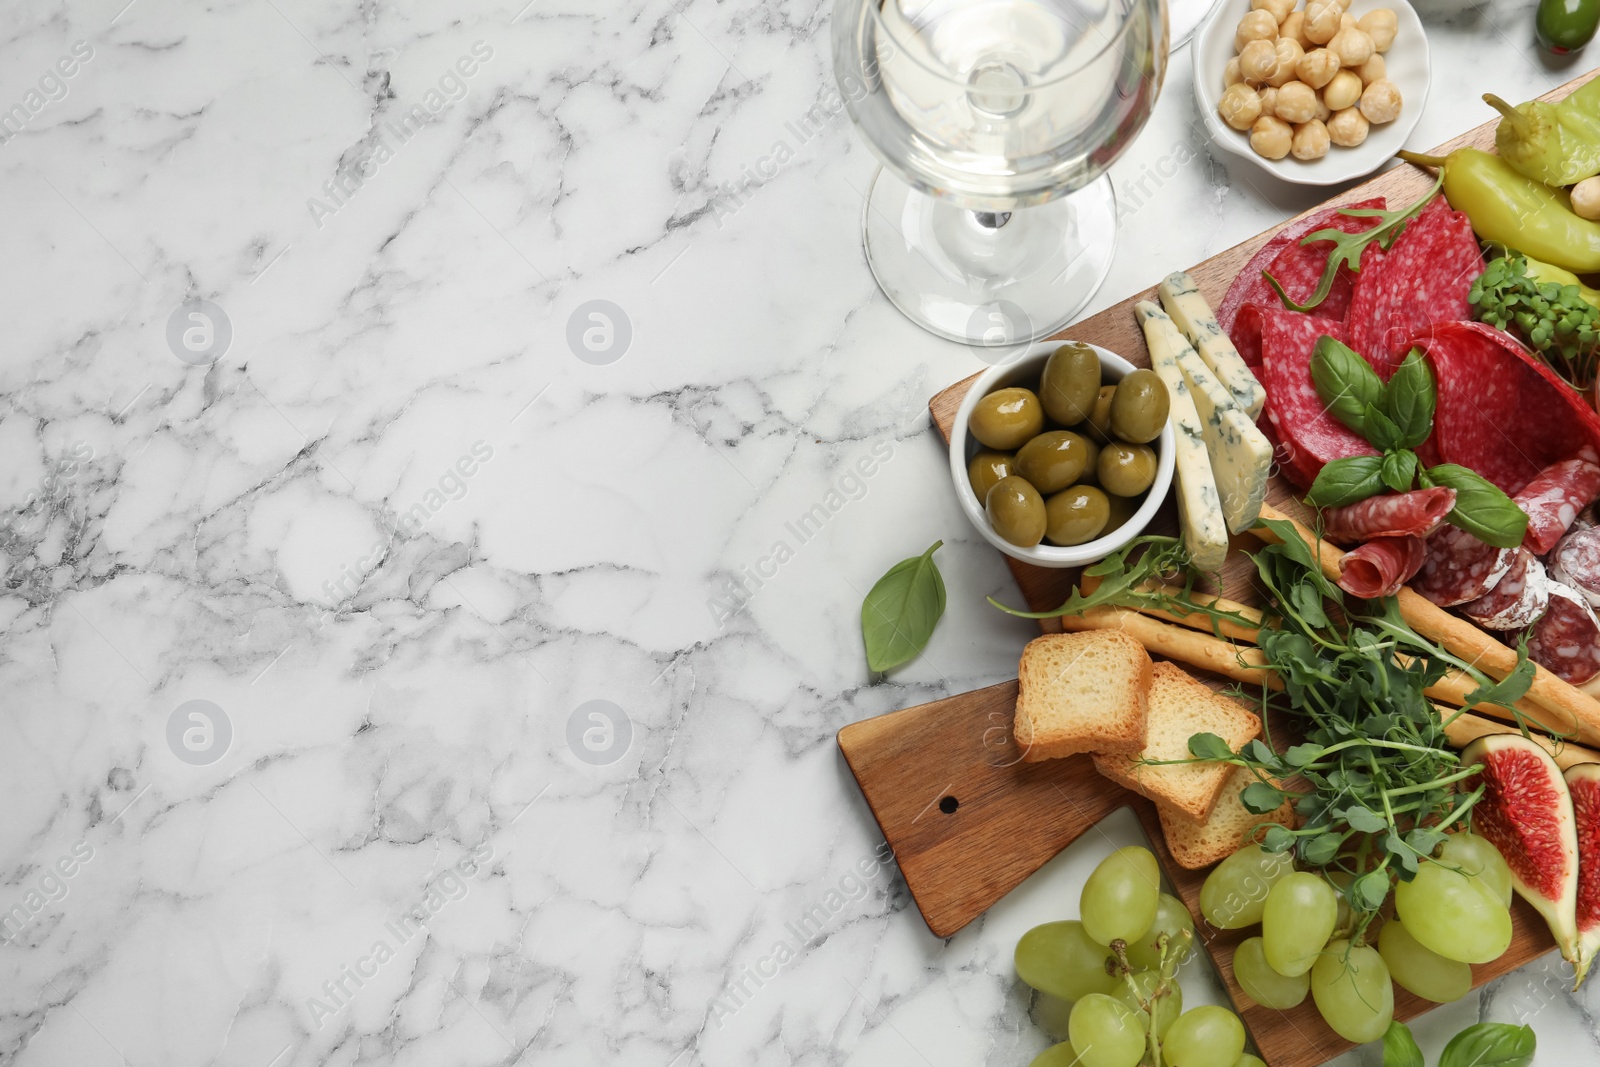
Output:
949,340,1175,569
1195,0,1429,186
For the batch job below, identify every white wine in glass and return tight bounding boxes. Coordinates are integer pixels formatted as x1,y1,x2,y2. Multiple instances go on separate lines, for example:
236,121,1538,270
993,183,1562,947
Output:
835,0,1169,350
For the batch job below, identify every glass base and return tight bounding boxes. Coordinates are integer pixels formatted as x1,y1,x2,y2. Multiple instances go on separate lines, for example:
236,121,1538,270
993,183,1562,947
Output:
861,167,1117,359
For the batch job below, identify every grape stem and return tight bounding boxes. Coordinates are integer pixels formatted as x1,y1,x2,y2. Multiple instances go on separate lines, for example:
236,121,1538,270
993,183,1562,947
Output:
1114,928,1194,1067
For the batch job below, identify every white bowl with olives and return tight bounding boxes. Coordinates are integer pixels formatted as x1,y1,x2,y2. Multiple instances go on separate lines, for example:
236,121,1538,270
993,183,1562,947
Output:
1194,0,1430,186
949,340,1176,569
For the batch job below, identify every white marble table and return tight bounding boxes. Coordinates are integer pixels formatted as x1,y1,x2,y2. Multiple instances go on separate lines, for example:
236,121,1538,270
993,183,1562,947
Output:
1,1,1596,1064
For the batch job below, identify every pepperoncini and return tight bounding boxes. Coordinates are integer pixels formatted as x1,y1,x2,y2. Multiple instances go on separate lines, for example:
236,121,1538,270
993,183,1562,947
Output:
1398,147,1600,274
1485,80,1600,187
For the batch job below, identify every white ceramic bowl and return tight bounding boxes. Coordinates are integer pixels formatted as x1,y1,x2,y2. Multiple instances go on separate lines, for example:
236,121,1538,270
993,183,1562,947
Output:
1193,0,1431,186
949,341,1176,569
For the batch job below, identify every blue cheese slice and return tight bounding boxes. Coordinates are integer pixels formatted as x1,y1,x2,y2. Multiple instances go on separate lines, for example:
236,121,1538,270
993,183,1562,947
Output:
1161,323,1273,534
1135,300,1229,572
1158,271,1266,420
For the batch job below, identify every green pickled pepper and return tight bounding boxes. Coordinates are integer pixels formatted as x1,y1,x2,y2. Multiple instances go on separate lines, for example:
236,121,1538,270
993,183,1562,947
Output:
1486,79,1600,186
1399,147,1600,274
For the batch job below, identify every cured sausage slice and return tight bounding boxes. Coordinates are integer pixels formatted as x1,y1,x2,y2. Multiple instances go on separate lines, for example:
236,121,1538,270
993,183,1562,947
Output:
1461,550,1551,631
1413,525,1515,607
1345,198,1482,374
1514,458,1600,555
1527,582,1600,685
1321,487,1457,542
1337,535,1427,599
1416,321,1600,495
1254,309,1379,490
1218,198,1386,337
1550,526,1600,608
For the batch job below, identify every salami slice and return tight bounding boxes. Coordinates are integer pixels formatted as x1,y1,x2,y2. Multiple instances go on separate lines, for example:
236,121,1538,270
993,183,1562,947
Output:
1527,582,1600,684
1461,550,1551,631
1345,198,1482,374
1254,309,1379,489
1416,322,1600,495
1513,458,1600,554
1322,487,1457,543
1413,524,1515,607
1338,535,1427,599
1218,198,1386,337
1550,526,1600,608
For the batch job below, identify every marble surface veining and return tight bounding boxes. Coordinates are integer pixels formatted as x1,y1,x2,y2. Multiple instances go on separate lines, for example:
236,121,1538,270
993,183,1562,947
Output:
0,1,1596,1065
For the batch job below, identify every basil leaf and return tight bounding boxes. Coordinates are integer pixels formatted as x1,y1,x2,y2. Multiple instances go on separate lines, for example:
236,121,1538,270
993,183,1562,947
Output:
1305,454,1386,508
1363,404,1403,452
1383,350,1437,449
1381,449,1418,494
1311,335,1385,434
1423,464,1530,549
861,541,946,672
1383,1022,1424,1067
1438,1023,1536,1067
1240,781,1286,814
1188,732,1237,761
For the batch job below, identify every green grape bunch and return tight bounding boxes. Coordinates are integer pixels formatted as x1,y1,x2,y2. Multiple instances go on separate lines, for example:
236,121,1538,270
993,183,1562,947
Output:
1468,253,1600,390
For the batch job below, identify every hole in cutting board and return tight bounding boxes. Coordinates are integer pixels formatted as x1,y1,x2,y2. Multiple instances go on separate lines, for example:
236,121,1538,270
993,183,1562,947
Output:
938,795,959,814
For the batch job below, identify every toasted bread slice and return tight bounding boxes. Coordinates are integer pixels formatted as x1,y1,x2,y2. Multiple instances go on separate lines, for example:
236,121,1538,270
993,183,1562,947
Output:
1159,766,1297,870
1093,662,1261,821
1014,630,1153,761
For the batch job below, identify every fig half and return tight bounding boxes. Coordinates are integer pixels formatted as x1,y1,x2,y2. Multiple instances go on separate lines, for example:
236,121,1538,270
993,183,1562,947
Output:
1462,735,1581,971
1566,762,1600,988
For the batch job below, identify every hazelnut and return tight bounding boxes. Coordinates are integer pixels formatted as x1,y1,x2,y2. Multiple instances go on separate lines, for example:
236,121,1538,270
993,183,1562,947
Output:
1219,83,1264,131
1292,119,1331,160
1251,114,1294,159
1327,106,1370,147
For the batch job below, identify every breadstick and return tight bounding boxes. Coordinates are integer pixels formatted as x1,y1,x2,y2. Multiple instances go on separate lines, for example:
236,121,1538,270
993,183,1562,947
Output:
1057,606,1279,689
1253,503,1600,747
1077,576,1267,643
1439,707,1600,770
1056,602,1600,763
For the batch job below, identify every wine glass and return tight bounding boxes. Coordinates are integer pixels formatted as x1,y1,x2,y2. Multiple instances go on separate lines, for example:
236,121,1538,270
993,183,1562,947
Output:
834,0,1169,352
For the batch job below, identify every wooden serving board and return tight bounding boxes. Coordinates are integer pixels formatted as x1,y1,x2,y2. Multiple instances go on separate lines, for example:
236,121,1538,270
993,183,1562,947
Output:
837,69,1600,1067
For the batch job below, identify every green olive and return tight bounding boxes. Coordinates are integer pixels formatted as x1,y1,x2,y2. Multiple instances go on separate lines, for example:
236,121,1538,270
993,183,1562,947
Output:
1109,369,1169,444
1077,435,1102,486
1098,442,1159,497
967,450,1015,501
1044,485,1111,546
986,475,1047,547
1014,431,1090,495
1085,385,1117,443
970,387,1045,450
1039,343,1102,426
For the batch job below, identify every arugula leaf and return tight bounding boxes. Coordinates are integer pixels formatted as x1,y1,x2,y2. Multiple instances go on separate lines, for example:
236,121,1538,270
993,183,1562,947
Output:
988,536,1186,619
1263,171,1444,313
1188,732,1237,761
1350,868,1392,911
1311,335,1386,434
1381,449,1419,494
1240,780,1287,814
1305,454,1387,508
1438,1023,1536,1067
1462,636,1536,716
1423,464,1530,548
1383,1022,1424,1067
860,541,946,672
1383,351,1437,449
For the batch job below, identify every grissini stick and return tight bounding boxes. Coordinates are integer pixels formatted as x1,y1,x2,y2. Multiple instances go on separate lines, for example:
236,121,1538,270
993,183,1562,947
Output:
1054,603,1600,765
